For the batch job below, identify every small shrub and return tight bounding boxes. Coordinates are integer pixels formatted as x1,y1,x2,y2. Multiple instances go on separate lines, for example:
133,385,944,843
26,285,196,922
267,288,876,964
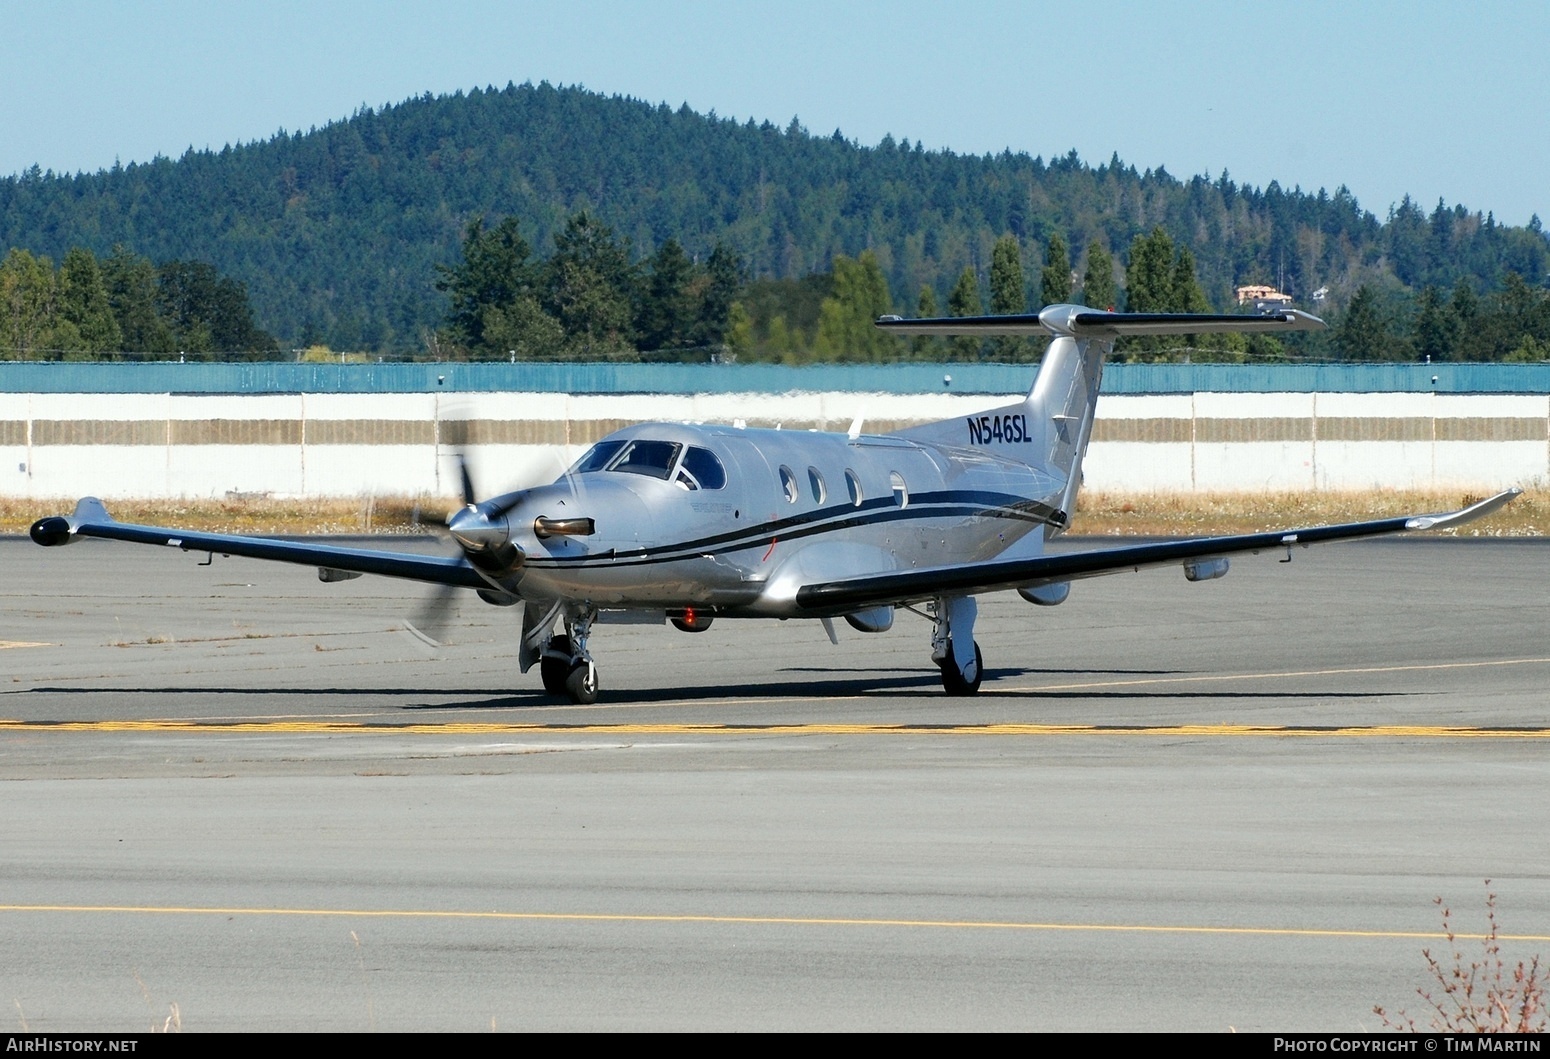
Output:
1376,881,1546,1033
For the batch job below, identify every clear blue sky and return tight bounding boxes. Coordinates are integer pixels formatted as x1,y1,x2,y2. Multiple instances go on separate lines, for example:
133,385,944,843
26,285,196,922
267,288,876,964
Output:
5,0,1547,226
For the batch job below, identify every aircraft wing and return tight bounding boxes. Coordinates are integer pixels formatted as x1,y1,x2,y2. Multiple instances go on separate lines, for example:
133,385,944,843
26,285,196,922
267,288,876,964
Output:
30,498,489,589
794,489,1521,613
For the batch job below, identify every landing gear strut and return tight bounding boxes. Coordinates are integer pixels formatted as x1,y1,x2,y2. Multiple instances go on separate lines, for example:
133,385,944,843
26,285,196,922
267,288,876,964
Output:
931,595,982,696
540,607,598,704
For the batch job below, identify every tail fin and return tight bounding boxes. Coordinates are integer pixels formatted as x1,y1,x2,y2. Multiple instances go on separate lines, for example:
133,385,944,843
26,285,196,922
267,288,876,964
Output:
878,304,1325,531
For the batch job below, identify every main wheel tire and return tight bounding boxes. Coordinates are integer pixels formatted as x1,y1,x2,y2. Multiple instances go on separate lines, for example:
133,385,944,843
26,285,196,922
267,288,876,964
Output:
938,639,983,696
540,634,574,695
564,659,598,705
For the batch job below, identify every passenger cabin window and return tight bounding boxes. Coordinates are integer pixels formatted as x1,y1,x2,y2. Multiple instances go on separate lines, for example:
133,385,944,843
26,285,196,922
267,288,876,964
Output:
890,471,909,508
676,446,727,490
779,465,799,503
807,467,826,504
845,469,863,507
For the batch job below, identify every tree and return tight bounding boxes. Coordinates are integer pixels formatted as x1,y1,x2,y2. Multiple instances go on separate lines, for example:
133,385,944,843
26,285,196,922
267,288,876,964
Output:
1337,285,1393,361
1412,285,1458,362
947,266,983,361
989,235,1025,315
102,246,175,354
1170,248,1210,313
911,285,942,358
636,238,696,352
435,216,540,355
1079,242,1116,311
57,248,121,355
692,243,745,349
543,211,638,359
1125,227,1175,313
814,251,897,361
1040,233,1072,307
156,260,274,356
0,249,56,359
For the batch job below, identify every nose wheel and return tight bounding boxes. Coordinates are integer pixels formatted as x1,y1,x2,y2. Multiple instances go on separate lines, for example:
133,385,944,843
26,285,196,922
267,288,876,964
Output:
539,611,599,704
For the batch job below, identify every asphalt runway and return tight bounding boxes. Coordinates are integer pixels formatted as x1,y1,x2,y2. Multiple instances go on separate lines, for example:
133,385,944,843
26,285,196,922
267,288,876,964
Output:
2,533,1548,1031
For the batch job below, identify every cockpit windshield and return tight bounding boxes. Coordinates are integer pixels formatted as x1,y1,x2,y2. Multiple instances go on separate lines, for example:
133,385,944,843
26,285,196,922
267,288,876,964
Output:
568,438,683,481
568,439,626,474
567,438,726,489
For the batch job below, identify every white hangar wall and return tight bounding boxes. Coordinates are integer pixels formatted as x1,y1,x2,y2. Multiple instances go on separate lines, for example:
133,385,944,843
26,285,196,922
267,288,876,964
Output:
2,390,1545,500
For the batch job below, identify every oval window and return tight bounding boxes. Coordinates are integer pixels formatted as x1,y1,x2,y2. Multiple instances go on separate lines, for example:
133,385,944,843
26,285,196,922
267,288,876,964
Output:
845,469,864,507
779,465,799,503
890,471,909,509
807,467,826,504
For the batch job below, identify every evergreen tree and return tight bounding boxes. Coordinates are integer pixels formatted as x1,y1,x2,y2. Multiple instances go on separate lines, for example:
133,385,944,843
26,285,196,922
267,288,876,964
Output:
543,212,638,359
693,243,745,348
1080,242,1116,310
1040,233,1072,307
911,285,942,358
1337,285,1393,360
637,238,696,352
989,235,1025,315
101,246,175,354
0,249,56,359
947,266,983,361
1124,227,1175,312
434,216,541,354
814,251,897,361
1170,248,1210,313
1412,285,1458,361
58,248,121,355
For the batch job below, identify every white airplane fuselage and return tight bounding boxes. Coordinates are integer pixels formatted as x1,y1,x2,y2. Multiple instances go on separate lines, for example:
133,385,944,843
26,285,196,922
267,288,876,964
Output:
495,418,1065,619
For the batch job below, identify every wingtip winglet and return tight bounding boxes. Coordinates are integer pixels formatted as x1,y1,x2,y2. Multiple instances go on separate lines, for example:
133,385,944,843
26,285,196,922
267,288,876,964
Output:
1404,487,1522,531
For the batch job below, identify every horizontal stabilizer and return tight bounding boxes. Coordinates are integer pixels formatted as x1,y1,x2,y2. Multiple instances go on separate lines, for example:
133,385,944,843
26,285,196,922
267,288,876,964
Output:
876,303,1325,338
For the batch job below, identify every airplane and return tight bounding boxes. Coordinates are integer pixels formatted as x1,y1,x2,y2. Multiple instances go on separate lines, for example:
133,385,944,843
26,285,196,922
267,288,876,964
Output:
30,303,1519,704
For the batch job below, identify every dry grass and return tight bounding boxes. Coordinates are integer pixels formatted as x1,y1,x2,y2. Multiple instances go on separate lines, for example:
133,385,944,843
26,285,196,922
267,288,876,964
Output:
1071,487,1546,537
1,494,458,536
2,487,1543,537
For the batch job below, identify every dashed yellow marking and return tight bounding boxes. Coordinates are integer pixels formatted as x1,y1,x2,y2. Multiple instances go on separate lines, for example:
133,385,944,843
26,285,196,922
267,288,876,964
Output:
1,902,1545,941
1,719,1548,739
0,641,53,650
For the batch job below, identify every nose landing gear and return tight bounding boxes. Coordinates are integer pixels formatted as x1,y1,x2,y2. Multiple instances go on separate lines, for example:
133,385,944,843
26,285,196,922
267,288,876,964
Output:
539,607,599,704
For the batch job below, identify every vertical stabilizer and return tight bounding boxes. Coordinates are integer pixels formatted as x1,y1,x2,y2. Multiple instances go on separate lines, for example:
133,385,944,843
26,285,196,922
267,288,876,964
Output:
875,303,1325,531
1027,334,1107,531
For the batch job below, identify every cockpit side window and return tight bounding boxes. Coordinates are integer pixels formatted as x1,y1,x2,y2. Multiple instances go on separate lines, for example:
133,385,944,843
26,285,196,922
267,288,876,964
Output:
568,439,626,474
599,439,683,480
678,446,727,490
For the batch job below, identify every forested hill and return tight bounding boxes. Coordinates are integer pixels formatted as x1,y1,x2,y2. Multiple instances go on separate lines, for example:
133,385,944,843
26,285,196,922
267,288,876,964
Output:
2,81,1547,353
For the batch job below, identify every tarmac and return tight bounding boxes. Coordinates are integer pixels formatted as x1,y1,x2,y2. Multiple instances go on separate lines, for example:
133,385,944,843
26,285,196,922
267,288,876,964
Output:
2,534,1548,1030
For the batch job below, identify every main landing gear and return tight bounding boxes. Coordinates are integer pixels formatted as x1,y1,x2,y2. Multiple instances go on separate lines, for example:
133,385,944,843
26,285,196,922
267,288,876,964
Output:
931,595,982,696
539,608,598,705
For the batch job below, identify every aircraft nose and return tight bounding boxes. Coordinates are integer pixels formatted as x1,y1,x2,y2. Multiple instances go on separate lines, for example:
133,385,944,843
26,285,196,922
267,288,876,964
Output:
446,504,509,552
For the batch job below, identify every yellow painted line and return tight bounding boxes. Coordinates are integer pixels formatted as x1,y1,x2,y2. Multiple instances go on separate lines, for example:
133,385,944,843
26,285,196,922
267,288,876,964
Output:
2,719,1549,739
1005,656,1550,695
0,641,53,650
2,903,1545,942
